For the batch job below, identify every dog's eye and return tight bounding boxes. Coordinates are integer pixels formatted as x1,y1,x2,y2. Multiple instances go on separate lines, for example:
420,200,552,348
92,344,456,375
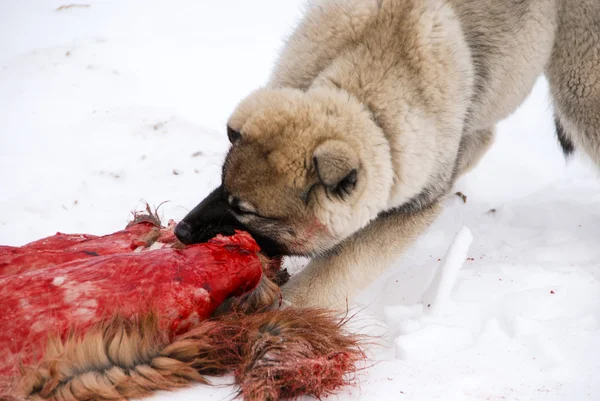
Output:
234,204,256,215
227,126,241,144
228,196,257,215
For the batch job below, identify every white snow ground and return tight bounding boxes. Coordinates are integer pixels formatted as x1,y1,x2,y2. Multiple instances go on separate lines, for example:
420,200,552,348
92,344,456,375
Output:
1,1,599,400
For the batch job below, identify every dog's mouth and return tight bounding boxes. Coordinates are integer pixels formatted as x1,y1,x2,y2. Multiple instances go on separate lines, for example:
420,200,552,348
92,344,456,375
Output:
238,230,287,258
174,186,287,258
177,223,286,258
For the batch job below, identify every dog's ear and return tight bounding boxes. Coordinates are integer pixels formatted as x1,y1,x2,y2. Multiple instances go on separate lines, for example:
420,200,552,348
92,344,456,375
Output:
312,140,359,199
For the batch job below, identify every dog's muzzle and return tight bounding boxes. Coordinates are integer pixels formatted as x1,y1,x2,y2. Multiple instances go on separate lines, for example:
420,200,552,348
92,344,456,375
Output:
174,185,244,245
174,185,286,257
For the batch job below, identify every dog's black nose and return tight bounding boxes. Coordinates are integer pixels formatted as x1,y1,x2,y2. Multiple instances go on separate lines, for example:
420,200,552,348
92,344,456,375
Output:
174,221,193,244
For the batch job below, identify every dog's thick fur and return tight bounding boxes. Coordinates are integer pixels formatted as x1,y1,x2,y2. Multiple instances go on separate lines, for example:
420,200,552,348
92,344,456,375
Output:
176,0,600,309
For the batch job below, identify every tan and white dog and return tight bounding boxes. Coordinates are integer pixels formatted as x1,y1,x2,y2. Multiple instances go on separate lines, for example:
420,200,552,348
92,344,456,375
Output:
175,0,600,309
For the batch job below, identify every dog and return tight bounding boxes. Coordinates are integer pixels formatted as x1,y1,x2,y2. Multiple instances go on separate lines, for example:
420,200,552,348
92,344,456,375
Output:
175,0,600,309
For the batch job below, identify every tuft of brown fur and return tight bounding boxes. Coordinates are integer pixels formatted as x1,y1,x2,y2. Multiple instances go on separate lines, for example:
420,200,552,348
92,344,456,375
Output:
16,314,208,401
127,203,164,229
214,254,285,317
235,309,366,401
214,276,283,316
7,305,364,401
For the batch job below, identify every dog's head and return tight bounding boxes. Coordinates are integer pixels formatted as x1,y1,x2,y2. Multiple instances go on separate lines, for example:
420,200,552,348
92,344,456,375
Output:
175,87,393,256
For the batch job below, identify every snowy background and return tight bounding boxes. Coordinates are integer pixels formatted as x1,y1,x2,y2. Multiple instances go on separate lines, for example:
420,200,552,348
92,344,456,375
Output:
1,1,599,400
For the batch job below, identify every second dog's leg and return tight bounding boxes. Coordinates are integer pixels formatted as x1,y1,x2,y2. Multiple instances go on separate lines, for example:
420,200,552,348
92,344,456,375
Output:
282,203,442,309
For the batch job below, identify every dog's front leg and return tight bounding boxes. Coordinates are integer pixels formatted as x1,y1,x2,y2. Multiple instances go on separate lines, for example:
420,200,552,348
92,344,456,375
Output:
282,203,442,309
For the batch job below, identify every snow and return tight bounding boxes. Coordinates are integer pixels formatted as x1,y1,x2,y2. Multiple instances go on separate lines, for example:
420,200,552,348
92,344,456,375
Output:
1,1,599,401
422,225,473,316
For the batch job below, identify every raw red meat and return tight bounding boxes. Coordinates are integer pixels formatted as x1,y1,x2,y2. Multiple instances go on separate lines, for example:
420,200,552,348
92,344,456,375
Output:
0,226,263,378
1,217,365,401
0,222,165,276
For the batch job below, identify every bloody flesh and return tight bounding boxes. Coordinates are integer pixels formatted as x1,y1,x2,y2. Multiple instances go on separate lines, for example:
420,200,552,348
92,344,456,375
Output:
0,226,263,378
0,222,164,276
1,218,366,401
